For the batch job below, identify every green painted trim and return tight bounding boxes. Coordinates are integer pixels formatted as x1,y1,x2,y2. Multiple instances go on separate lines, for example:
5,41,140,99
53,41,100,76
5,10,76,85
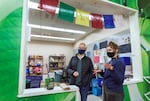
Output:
109,0,138,9
123,85,131,101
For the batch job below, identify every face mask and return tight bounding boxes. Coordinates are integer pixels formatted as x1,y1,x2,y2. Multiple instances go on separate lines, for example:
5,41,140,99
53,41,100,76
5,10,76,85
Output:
78,49,85,54
107,52,115,58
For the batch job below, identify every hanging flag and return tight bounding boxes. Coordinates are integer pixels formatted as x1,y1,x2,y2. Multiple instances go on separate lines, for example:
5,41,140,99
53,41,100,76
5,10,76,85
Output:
75,9,90,27
103,15,115,28
91,13,103,29
38,0,58,15
58,2,75,23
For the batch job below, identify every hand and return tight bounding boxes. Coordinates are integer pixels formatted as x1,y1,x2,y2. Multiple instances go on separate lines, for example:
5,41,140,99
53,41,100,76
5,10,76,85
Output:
104,63,113,70
73,71,79,77
93,69,101,75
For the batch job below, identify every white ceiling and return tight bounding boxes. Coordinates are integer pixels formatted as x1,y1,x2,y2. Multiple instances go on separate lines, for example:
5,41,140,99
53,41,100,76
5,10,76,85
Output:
28,0,136,43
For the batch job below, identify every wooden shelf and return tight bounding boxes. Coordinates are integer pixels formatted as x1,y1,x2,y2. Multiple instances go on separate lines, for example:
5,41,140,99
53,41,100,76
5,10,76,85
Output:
26,55,43,76
49,56,66,70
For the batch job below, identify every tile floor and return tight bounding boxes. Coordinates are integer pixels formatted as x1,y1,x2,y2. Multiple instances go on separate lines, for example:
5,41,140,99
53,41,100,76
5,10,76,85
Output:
87,94,103,101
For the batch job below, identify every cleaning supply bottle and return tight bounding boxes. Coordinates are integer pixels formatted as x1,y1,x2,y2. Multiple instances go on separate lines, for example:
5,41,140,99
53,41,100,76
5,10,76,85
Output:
47,77,54,90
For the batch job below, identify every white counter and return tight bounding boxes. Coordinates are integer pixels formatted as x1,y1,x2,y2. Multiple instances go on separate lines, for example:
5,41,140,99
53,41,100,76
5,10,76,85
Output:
18,85,80,101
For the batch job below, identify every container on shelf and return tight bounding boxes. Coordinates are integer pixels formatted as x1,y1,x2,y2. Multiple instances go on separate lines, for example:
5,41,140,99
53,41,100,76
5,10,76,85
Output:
54,70,63,82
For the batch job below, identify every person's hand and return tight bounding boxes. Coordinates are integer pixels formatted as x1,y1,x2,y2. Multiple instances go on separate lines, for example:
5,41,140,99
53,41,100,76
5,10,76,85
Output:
104,63,113,70
73,71,79,77
93,69,101,75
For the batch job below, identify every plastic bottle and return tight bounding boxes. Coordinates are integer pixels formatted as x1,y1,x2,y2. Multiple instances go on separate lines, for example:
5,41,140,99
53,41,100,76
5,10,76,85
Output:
47,77,54,90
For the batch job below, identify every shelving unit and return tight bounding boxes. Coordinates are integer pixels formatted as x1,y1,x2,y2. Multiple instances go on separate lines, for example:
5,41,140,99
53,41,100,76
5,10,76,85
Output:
49,55,66,70
26,55,43,88
27,55,43,76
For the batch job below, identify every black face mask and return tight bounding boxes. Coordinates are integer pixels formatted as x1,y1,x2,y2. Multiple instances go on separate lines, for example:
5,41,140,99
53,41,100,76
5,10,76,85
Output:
78,49,85,54
107,52,115,58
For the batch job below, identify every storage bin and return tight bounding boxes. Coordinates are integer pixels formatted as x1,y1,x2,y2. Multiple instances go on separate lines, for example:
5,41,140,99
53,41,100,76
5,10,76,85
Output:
26,76,42,80
26,76,42,88
92,87,102,96
92,78,102,87
30,80,41,88
54,70,63,82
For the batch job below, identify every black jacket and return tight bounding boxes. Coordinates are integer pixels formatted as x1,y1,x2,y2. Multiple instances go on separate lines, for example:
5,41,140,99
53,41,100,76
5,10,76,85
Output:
67,55,94,86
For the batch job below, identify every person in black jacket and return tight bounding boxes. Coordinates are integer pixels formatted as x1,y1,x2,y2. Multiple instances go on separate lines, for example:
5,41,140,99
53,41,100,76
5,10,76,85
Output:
93,41,125,101
67,42,94,101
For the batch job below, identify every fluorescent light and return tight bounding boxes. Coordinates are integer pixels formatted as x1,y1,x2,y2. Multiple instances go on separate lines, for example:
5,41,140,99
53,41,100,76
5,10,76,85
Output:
31,34,75,41
28,24,86,34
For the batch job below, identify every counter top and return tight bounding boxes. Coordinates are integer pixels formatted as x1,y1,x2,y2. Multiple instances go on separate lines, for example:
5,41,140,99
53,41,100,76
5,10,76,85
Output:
18,85,79,98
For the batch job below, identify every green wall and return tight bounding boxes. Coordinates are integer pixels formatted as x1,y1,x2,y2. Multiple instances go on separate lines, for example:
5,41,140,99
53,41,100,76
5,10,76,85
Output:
139,0,150,101
110,0,138,9
140,18,150,101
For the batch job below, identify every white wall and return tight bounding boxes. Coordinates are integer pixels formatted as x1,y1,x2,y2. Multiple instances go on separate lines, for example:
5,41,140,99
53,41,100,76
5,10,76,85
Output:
27,40,73,74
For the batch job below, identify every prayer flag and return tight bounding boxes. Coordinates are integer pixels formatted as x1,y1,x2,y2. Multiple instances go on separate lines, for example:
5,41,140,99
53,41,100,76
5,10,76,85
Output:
91,13,103,29
38,0,58,15
103,15,115,28
75,9,90,27
58,2,75,23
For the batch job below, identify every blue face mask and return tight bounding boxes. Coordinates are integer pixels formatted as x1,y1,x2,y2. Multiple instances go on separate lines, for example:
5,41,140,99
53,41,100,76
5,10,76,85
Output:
78,49,85,54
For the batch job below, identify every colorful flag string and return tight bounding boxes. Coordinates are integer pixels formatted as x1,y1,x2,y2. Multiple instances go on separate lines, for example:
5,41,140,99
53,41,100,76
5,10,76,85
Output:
38,0,115,29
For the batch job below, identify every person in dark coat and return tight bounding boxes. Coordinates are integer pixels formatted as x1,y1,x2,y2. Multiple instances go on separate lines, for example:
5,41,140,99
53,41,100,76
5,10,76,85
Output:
67,42,94,101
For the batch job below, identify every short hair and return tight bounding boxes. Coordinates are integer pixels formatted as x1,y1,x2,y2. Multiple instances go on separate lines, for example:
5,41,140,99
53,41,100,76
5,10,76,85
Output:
107,41,118,50
79,42,87,49
79,42,86,46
